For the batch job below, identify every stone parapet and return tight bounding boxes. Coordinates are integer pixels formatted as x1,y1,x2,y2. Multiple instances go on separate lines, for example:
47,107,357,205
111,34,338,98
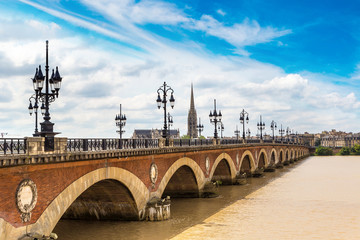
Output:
26,137,68,155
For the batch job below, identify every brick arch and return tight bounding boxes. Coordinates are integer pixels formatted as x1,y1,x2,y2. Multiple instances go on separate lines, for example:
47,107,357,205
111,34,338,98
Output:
27,167,149,237
278,149,285,163
285,149,290,161
239,150,256,173
270,148,277,165
291,149,295,160
258,149,269,168
155,157,206,199
209,153,237,181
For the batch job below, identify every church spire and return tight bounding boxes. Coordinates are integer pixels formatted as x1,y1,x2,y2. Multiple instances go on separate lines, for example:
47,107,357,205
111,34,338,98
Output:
190,83,195,110
187,83,198,138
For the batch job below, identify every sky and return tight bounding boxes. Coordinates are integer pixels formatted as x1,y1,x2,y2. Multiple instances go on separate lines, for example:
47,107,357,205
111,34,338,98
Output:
0,0,359,138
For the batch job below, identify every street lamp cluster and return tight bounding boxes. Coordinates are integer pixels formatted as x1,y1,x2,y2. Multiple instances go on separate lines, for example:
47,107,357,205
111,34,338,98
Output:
197,118,204,137
156,82,175,146
115,104,127,149
28,40,62,150
209,99,222,139
257,115,265,140
240,109,249,140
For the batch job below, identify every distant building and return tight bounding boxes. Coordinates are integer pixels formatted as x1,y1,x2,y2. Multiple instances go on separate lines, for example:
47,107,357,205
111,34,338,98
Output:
344,133,360,148
320,129,348,148
187,84,198,138
132,129,180,139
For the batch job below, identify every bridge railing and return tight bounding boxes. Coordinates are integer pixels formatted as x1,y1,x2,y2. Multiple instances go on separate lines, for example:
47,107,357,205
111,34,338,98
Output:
246,139,261,144
0,138,27,155
67,138,159,152
220,139,243,144
173,139,212,147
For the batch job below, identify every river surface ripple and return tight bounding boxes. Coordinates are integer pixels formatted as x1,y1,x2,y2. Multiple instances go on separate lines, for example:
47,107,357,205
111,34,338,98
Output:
54,156,360,240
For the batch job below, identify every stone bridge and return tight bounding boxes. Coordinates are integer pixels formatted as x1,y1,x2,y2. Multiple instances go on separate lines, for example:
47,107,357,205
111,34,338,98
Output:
0,137,309,240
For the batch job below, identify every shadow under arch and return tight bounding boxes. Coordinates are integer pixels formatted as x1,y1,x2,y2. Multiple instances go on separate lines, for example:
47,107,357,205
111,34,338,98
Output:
285,149,290,161
28,167,149,237
209,153,237,185
155,157,206,199
270,148,277,165
258,149,269,169
278,149,285,163
239,150,256,174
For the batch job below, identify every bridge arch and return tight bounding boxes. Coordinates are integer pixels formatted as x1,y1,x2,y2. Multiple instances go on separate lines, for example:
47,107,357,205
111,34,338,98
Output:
270,149,277,165
285,149,290,161
278,149,285,163
28,167,149,236
209,153,237,184
239,150,256,174
156,157,206,199
257,149,268,169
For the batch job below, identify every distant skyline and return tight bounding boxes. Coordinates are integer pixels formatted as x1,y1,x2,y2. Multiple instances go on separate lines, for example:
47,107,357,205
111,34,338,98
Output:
0,0,359,138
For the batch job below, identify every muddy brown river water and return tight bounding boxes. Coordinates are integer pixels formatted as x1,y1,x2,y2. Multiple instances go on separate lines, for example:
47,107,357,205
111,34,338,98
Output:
54,156,360,239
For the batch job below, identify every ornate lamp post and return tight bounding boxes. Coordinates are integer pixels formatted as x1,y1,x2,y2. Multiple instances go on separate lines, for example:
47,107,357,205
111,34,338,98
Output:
286,127,291,142
167,112,173,138
209,99,222,139
279,124,285,141
197,117,204,138
115,104,126,149
246,128,251,138
28,40,62,150
270,120,277,140
234,125,240,140
218,122,224,138
257,115,265,140
156,81,175,146
28,90,43,136
239,109,249,140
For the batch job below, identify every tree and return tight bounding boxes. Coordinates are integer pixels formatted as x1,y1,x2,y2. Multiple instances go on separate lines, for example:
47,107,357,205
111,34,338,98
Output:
315,138,321,147
339,147,351,155
315,146,333,156
181,135,190,139
351,144,360,155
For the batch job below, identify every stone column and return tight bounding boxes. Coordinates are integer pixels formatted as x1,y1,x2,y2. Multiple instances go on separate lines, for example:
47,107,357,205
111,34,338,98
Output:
54,137,68,154
158,138,166,148
25,137,45,155
168,138,174,147
26,137,68,155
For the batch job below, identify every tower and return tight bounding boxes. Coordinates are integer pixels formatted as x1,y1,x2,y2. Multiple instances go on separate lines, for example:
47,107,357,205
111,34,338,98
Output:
187,84,198,138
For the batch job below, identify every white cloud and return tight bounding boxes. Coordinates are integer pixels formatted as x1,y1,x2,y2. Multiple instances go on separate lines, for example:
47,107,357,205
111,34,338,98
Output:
217,9,226,16
183,16,291,50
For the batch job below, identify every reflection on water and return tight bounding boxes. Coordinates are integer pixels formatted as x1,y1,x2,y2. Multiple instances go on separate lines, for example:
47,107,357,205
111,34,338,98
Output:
54,156,360,240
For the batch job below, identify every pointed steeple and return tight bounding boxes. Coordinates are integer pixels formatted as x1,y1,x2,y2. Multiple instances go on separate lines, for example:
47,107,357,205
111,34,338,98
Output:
187,83,198,138
190,83,195,110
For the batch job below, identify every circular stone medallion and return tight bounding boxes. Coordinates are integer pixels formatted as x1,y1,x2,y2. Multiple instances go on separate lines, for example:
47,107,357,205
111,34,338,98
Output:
16,179,37,222
149,163,158,184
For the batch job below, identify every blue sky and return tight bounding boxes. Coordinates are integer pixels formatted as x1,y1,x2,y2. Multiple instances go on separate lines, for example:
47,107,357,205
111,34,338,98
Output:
0,0,359,138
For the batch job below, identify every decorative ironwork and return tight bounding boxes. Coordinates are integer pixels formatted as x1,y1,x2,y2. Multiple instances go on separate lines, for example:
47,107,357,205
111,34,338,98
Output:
173,139,212,147
0,138,26,155
67,138,159,152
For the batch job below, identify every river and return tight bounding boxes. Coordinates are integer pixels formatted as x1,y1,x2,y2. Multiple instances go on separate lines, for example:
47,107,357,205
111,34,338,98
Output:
54,156,360,239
